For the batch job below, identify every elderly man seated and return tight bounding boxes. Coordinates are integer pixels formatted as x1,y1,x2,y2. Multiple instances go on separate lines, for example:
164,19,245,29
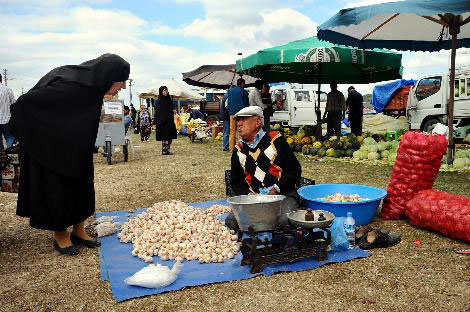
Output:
225,106,302,232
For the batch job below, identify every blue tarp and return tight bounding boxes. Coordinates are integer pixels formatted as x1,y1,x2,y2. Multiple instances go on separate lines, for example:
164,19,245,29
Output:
371,79,415,113
98,199,372,302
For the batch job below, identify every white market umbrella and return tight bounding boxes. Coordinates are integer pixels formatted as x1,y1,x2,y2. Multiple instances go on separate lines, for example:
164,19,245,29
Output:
317,0,470,163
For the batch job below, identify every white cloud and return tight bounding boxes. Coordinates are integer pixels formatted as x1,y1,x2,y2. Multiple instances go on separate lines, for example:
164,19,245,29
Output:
0,6,237,101
154,7,317,54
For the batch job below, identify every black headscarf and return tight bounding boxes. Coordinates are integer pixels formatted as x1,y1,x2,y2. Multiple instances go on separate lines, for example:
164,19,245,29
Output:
9,54,130,178
31,54,129,94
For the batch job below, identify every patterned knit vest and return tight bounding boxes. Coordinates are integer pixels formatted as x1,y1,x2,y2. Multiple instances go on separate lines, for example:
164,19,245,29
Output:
236,131,283,193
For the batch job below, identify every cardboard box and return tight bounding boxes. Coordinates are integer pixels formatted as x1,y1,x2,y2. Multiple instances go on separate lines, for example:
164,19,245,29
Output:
211,125,224,139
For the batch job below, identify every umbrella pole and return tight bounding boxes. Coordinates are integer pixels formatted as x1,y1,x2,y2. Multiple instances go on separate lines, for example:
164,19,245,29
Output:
315,64,323,140
447,27,458,165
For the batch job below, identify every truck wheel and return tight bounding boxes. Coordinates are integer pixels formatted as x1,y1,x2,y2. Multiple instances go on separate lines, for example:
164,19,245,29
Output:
106,141,112,165
422,118,439,133
206,115,219,127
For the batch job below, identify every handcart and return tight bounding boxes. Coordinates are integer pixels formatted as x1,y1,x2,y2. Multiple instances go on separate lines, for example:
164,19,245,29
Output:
188,121,210,143
95,100,129,165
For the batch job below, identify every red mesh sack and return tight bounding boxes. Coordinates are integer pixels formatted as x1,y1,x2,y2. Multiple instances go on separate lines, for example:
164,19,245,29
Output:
380,131,447,220
406,189,470,242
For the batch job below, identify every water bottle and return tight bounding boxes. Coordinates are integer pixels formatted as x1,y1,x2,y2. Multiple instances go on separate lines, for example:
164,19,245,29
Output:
344,212,356,249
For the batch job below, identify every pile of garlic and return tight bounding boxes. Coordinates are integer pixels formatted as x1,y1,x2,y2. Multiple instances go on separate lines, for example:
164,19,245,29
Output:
206,204,232,217
118,200,240,263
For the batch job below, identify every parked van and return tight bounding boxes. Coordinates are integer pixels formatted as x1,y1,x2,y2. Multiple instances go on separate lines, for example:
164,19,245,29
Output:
270,88,327,127
407,67,470,137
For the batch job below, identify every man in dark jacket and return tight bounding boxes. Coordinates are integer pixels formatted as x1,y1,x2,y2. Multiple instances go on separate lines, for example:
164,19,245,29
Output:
346,86,364,136
220,87,232,151
227,78,249,152
185,106,205,121
225,106,302,232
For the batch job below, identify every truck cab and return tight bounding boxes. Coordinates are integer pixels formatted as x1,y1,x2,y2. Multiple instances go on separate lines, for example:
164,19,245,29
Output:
270,88,327,127
407,68,470,136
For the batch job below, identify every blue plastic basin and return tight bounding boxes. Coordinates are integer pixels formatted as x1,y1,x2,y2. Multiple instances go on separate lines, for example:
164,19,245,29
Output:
297,184,387,226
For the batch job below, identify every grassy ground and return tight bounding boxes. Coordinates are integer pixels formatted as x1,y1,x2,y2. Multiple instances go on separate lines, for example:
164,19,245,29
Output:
0,133,469,312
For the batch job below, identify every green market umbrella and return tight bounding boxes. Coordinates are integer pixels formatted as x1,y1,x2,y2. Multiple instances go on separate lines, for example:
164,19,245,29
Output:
236,36,403,135
236,36,403,85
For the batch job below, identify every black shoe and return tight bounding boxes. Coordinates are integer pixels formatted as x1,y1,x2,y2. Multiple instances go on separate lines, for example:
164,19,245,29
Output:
70,234,101,248
53,240,79,256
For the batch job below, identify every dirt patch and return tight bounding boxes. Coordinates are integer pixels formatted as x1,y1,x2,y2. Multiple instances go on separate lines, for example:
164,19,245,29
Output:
1,133,469,312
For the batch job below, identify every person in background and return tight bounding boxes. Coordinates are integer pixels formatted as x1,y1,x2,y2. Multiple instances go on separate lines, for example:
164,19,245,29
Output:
346,86,364,136
220,86,232,151
323,82,345,137
0,74,16,152
225,106,302,232
261,83,274,131
9,54,129,256
155,86,177,155
227,78,249,152
249,79,264,109
123,105,132,134
137,103,152,142
129,103,137,129
185,105,205,121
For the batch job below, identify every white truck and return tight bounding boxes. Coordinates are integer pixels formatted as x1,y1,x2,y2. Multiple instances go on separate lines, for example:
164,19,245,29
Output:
406,67,470,138
269,88,327,127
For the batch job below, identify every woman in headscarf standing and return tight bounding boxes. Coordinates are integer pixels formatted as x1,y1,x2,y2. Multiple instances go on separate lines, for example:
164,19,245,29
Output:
9,54,130,256
154,86,177,155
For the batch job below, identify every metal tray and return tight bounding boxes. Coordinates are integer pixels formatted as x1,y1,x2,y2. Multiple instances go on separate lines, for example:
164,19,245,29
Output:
286,210,335,229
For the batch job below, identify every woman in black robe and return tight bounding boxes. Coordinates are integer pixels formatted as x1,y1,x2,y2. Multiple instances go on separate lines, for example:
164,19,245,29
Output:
154,86,177,155
9,54,130,255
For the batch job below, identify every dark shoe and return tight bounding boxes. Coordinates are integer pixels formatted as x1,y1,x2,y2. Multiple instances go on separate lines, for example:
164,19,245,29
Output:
358,228,401,250
70,234,101,248
355,225,374,244
53,240,79,256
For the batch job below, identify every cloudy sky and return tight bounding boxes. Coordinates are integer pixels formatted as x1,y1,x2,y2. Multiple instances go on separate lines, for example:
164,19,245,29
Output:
1,0,470,103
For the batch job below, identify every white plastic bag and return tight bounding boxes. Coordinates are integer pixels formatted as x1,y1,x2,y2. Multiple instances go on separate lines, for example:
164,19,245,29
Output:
124,262,183,288
432,123,449,136
95,221,117,237
95,216,115,224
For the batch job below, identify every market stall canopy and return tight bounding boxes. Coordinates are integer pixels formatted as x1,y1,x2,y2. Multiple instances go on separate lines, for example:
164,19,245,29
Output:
235,36,403,84
182,64,257,89
140,79,205,100
316,0,470,162
317,0,470,52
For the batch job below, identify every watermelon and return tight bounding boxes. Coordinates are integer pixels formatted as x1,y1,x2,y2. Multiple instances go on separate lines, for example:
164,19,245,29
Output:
310,148,319,156
333,149,342,158
332,140,342,149
345,149,354,157
318,148,327,157
294,144,303,153
343,142,353,150
302,146,310,155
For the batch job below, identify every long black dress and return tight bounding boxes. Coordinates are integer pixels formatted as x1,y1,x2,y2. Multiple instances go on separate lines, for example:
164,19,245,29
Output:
9,54,130,231
155,86,177,141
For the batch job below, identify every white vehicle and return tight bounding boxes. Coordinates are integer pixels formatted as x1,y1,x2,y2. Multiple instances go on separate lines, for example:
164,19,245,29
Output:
407,67,470,137
269,88,327,127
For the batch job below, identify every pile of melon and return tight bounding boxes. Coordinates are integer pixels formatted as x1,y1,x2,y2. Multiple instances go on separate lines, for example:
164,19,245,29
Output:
441,149,470,171
353,136,400,163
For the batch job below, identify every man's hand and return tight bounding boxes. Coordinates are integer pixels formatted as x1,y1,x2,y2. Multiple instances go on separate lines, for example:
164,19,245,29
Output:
267,187,278,195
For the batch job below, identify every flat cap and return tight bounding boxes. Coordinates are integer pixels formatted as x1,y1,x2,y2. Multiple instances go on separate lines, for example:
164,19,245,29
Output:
234,106,263,118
